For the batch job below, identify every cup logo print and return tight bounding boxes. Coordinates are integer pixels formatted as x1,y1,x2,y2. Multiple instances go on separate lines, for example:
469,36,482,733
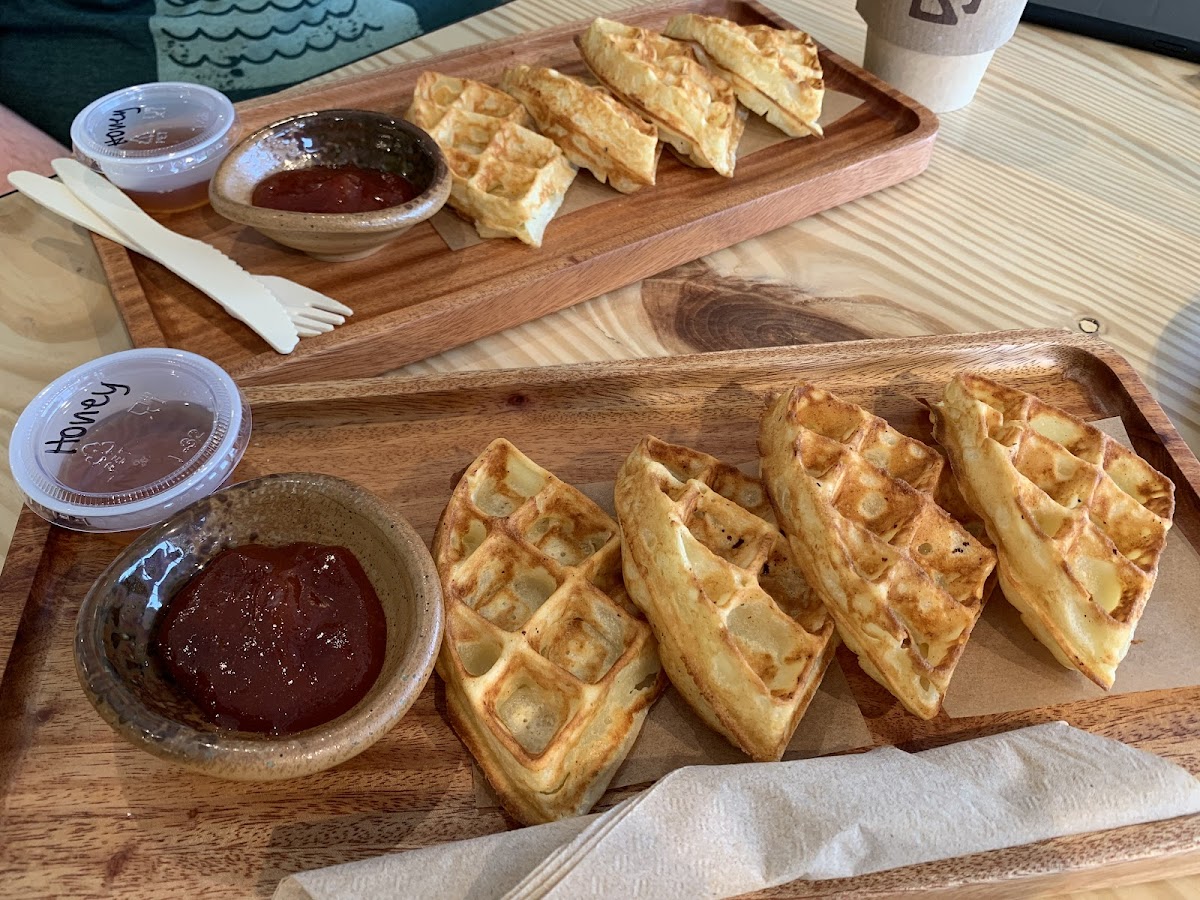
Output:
908,0,983,25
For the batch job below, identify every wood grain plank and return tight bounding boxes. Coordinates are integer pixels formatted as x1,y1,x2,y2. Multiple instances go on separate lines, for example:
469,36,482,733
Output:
3,331,1200,898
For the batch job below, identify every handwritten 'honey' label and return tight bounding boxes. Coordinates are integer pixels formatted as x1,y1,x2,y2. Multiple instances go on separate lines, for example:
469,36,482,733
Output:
43,382,131,454
102,105,169,148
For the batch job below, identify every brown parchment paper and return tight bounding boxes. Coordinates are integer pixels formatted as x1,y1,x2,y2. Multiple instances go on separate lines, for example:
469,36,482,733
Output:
431,90,865,252
942,417,1200,717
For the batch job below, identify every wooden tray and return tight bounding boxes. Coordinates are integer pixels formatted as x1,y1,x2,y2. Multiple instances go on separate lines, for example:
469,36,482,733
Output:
4,330,1199,898
93,0,937,387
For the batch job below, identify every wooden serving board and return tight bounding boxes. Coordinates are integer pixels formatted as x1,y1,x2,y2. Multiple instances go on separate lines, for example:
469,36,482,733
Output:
4,330,1200,898
93,0,937,387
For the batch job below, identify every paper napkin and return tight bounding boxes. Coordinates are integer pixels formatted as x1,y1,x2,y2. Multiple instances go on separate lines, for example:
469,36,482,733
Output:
274,722,1200,900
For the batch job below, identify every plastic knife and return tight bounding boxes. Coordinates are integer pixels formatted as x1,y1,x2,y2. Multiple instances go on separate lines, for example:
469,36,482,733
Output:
8,171,346,337
51,158,298,354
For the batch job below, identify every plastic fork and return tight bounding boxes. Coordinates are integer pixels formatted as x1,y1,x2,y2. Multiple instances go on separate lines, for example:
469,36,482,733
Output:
7,170,353,337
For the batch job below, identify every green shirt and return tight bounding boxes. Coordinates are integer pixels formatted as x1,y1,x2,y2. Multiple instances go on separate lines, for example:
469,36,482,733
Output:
0,0,504,144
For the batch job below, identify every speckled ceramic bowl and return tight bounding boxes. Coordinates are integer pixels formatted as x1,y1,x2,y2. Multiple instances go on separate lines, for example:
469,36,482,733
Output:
75,472,442,781
209,109,450,261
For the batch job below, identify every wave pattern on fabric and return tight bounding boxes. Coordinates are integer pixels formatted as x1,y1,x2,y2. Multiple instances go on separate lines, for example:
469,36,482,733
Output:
150,0,420,92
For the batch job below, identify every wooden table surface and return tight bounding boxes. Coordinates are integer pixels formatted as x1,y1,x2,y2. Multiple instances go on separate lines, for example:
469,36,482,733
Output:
1,0,1198,896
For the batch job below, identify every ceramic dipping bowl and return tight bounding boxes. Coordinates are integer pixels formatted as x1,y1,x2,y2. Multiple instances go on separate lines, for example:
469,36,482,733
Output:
75,472,443,781
209,109,450,261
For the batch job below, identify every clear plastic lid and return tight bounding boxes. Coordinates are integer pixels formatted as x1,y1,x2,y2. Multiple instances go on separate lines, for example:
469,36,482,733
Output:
70,82,238,188
9,349,250,533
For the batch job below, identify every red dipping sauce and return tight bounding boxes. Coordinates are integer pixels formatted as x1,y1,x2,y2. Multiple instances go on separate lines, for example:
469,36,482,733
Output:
154,542,387,735
251,164,420,213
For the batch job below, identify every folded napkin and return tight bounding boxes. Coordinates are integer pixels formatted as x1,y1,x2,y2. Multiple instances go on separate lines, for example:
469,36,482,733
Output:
275,722,1200,900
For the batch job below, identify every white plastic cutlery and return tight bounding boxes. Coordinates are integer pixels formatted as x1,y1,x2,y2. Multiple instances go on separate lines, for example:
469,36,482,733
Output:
256,275,353,327
50,159,300,353
7,171,127,245
8,171,352,338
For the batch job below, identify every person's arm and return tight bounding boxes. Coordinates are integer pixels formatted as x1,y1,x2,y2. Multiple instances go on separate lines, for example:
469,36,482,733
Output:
1,104,68,179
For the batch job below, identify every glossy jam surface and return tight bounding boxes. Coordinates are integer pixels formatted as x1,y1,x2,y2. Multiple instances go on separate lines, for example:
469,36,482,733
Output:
154,542,387,735
251,164,420,213
55,400,213,494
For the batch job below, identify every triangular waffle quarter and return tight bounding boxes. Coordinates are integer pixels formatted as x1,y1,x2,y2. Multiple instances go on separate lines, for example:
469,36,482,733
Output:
664,13,824,138
406,72,576,247
432,439,664,824
760,385,996,719
578,17,746,177
614,436,837,761
500,64,660,193
931,374,1174,689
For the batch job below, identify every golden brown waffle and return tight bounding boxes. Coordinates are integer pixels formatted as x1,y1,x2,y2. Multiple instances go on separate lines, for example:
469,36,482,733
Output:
664,14,824,138
432,439,664,824
405,72,576,247
500,65,660,193
932,375,1175,689
578,18,746,177
760,386,996,719
614,436,837,761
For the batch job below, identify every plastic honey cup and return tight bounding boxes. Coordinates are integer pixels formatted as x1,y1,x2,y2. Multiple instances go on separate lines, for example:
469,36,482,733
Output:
70,82,239,212
9,349,251,533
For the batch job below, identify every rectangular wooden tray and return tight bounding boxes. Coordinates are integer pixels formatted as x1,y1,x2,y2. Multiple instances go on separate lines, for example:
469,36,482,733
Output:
4,330,1199,898
93,0,937,387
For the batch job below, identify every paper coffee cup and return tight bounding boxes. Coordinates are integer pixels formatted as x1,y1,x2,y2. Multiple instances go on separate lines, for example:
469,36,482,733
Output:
857,0,1028,113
